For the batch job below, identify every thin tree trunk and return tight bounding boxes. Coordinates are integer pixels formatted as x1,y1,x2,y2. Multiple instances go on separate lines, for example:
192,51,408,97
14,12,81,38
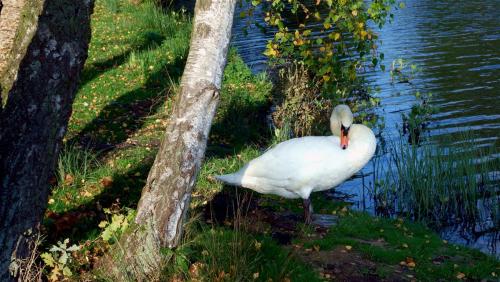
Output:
0,0,93,280
101,0,237,279
135,0,237,246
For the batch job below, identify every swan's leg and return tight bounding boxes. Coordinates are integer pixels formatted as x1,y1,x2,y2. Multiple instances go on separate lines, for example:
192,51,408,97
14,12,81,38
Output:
303,198,314,224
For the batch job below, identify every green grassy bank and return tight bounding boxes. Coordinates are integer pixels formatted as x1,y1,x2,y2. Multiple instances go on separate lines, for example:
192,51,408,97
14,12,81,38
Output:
40,0,499,281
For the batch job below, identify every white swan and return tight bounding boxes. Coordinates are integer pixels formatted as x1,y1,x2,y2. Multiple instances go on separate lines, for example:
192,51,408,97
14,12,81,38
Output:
215,104,376,224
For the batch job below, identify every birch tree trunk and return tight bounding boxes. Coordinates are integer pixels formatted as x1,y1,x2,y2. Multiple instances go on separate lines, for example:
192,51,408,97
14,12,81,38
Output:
102,0,237,279
0,0,93,280
135,0,237,247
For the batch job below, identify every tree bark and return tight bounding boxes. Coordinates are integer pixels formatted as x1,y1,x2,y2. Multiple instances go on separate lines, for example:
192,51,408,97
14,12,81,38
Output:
136,0,237,247
0,0,93,280
101,0,237,279
0,0,44,99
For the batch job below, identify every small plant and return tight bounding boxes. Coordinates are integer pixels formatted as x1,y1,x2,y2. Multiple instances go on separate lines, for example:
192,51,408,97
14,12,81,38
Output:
56,144,99,189
11,232,45,282
273,63,331,137
271,119,292,145
401,91,436,143
98,207,136,243
41,239,80,281
389,58,418,83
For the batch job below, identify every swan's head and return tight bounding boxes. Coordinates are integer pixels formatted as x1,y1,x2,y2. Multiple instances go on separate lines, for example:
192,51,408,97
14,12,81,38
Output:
330,104,353,150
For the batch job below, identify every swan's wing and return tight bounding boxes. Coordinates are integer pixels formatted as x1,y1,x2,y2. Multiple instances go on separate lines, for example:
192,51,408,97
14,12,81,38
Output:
239,136,349,188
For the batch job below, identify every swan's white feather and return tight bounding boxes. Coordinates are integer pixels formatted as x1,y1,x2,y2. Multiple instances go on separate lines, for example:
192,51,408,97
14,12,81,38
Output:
216,124,376,199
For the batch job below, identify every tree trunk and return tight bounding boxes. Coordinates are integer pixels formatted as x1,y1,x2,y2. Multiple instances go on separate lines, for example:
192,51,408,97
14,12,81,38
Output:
135,0,237,246
101,0,237,279
0,0,93,280
0,0,44,98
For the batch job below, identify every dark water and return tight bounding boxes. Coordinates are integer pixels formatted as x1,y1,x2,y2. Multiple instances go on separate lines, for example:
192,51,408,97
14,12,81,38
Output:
231,0,500,255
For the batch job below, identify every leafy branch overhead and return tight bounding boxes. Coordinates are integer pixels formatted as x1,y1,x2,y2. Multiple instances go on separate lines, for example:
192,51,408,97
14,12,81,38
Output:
247,0,397,94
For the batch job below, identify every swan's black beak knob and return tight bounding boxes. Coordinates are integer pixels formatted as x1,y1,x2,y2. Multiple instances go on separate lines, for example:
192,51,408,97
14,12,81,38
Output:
341,125,349,150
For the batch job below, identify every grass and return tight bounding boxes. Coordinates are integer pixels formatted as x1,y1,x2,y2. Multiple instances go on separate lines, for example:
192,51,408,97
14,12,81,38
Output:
165,224,321,281
373,133,500,228
40,0,499,280
300,212,499,281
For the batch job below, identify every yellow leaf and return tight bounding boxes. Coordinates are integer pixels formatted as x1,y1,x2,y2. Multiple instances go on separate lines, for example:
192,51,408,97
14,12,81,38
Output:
98,221,109,228
49,266,61,282
456,272,466,279
254,241,262,250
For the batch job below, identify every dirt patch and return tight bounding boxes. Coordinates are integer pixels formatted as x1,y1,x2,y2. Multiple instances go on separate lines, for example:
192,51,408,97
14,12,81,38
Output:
295,246,414,282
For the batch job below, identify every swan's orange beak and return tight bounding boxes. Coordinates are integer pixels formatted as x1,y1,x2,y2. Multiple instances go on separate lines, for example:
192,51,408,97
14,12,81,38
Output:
341,126,349,150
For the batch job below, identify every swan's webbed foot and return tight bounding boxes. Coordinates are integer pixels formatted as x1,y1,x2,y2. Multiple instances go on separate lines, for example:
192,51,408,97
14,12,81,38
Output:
303,198,314,225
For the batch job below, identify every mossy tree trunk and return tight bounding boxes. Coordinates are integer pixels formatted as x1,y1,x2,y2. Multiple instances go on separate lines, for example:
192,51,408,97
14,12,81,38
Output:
102,0,237,279
0,0,93,280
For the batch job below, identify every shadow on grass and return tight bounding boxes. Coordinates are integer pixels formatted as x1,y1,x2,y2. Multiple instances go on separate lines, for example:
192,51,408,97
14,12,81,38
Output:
69,55,186,151
79,31,166,90
207,93,272,158
43,54,187,243
44,155,155,243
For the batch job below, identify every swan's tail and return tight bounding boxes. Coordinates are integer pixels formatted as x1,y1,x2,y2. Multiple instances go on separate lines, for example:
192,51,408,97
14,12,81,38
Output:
214,172,243,186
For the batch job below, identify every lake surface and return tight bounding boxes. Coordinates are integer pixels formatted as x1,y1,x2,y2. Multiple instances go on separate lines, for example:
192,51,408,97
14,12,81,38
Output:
231,0,500,255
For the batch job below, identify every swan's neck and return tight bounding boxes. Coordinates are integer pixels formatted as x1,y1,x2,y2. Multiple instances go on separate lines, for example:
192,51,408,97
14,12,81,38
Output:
345,124,377,164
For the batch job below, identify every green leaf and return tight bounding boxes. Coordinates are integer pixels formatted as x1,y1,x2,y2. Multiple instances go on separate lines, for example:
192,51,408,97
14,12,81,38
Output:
58,252,68,265
41,252,55,267
62,266,73,277
98,221,109,228
49,245,62,252
66,244,80,252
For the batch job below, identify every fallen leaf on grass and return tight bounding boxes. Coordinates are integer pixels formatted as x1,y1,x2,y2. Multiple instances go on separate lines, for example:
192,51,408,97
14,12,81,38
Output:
64,174,74,186
189,262,204,278
80,190,92,197
456,272,466,279
100,176,113,188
